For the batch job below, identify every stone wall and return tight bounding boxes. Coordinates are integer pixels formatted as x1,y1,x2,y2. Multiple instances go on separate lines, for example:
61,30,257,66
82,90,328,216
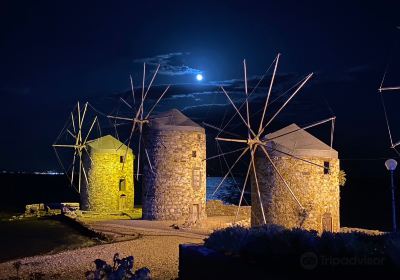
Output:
81,150,134,213
143,129,206,221
206,200,251,218
251,150,340,232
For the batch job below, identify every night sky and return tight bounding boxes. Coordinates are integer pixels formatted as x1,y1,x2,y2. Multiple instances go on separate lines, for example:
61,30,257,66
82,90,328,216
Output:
1,0,400,230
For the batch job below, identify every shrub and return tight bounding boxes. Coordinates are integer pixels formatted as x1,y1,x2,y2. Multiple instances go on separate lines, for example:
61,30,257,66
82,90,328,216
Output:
204,224,400,268
339,170,347,187
203,226,249,255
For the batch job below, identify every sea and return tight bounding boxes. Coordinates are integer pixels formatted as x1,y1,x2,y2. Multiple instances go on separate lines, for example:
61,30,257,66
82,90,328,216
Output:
206,176,248,205
0,173,245,212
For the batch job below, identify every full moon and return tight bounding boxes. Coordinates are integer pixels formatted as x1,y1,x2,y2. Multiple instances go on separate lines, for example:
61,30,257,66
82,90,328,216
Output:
196,73,203,81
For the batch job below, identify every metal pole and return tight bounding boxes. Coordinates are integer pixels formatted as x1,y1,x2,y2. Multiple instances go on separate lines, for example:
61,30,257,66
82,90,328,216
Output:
391,170,397,232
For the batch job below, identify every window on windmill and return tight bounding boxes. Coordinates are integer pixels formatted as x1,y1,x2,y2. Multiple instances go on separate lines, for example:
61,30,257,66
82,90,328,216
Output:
120,155,125,163
119,178,126,191
324,161,330,175
192,151,197,157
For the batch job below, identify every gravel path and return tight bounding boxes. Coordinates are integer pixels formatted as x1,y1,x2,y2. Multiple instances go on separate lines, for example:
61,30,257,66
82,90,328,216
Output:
0,228,205,280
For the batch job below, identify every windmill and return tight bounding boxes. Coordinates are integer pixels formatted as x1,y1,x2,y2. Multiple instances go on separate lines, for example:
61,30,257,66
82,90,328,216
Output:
379,84,400,155
52,102,100,192
379,39,400,155
207,54,336,224
379,29,400,233
107,63,170,179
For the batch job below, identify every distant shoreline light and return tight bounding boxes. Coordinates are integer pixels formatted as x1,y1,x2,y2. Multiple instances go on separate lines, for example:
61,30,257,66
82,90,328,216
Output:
0,170,63,175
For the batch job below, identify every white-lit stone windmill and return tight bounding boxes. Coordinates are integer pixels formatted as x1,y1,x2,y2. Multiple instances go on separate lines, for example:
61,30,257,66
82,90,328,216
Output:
52,102,99,192
108,63,170,179
209,54,336,226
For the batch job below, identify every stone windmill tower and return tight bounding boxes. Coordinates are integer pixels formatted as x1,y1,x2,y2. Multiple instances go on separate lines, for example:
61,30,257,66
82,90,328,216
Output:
252,124,340,232
82,135,135,213
142,109,206,222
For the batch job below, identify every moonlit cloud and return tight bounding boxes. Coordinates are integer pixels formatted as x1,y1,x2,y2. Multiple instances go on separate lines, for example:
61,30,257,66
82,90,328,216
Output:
133,52,202,76
181,103,229,112
169,91,218,99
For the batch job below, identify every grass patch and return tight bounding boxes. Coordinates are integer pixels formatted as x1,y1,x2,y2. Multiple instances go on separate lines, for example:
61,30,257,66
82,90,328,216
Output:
78,207,142,223
0,216,99,262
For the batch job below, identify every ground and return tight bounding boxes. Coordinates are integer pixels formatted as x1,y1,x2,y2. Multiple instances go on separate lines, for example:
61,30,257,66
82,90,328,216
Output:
0,232,203,279
0,215,244,280
0,213,381,279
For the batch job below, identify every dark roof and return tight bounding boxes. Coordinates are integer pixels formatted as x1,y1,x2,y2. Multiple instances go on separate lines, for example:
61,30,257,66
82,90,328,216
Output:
149,109,204,132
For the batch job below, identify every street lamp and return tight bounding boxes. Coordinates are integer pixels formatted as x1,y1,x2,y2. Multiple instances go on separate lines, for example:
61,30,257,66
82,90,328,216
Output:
385,159,398,232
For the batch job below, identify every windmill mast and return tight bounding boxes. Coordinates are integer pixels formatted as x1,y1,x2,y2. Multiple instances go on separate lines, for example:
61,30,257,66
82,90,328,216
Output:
107,63,170,180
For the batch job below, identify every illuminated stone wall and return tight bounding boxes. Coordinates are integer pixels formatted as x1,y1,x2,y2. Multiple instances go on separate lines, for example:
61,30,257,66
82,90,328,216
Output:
143,129,206,221
81,150,134,213
251,151,340,232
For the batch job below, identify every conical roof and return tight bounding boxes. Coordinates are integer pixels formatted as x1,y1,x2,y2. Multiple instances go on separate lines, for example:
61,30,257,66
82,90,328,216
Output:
264,123,338,158
149,109,204,132
86,135,133,154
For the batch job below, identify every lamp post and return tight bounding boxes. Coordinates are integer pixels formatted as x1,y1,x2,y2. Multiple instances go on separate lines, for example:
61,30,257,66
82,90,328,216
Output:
385,159,398,232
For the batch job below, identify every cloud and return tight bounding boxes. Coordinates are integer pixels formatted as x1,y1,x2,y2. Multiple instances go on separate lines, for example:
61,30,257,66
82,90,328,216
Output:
133,52,202,76
160,80,301,113
113,69,322,123
181,103,229,112
169,91,219,99
208,72,300,93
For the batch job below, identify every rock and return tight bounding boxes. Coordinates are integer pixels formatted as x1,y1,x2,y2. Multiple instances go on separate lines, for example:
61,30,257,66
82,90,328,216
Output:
134,267,151,280
65,211,77,219
170,224,180,230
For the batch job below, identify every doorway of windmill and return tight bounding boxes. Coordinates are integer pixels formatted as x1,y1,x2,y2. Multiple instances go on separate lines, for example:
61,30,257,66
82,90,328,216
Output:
191,204,200,223
322,212,333,232
119,194,127,210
